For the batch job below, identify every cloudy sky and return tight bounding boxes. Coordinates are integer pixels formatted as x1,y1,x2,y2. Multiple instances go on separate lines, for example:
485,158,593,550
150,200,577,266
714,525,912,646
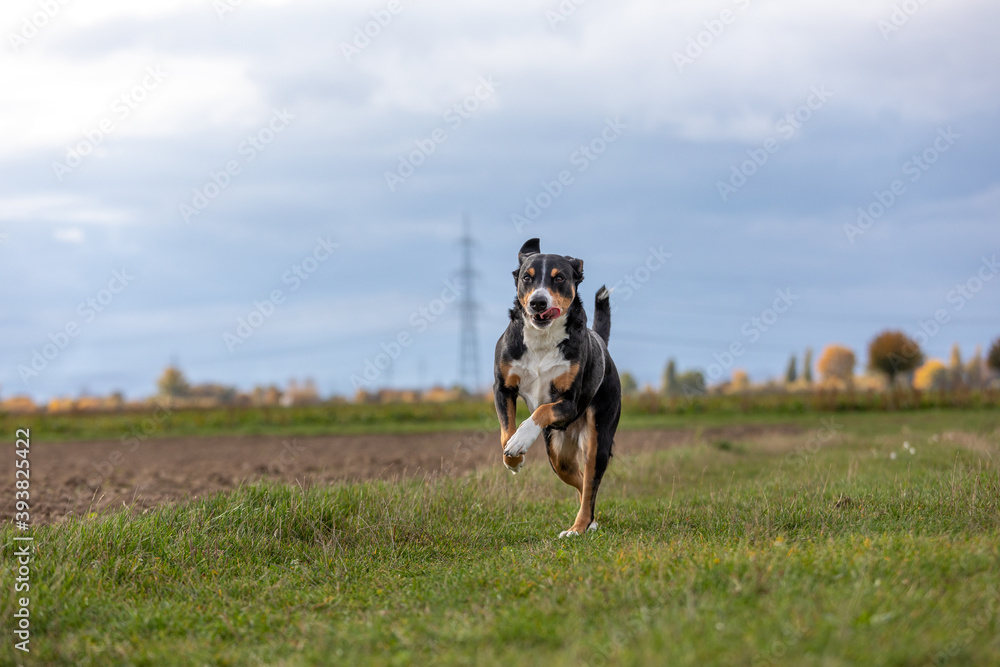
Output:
2,0,998,401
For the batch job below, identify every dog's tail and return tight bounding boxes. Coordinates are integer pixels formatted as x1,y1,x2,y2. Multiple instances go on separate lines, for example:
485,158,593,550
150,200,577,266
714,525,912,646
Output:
593,285,611,344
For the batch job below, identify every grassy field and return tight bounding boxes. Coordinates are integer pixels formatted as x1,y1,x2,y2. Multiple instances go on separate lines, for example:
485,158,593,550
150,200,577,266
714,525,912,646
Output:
3,411,1000,665
3,389,999,443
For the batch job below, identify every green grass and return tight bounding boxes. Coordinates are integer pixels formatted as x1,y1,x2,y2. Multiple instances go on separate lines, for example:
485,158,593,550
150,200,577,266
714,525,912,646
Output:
3,412,1000,665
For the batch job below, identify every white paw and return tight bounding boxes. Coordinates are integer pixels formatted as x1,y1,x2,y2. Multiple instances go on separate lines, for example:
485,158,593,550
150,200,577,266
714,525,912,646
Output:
503,420,541,458
558,522,597,538
503,457,524,474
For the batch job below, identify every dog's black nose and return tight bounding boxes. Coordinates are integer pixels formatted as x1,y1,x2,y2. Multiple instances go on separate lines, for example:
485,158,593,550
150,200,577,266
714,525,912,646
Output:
529,298,548,313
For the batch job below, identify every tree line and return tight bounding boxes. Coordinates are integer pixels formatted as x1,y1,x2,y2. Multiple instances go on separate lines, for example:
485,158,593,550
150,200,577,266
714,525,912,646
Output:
618,333,1000,396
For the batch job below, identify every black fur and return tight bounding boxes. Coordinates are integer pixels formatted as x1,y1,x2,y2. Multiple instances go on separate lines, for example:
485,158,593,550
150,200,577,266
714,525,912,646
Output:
593,286,611,344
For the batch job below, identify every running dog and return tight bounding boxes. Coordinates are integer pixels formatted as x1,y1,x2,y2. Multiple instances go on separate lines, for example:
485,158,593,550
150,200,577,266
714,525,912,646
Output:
493,238,621,537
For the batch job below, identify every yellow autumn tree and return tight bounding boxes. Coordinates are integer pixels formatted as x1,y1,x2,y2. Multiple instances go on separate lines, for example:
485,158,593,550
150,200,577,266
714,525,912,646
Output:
914,359,948,391
730,369,750,393
157,365,190,398
817,344,856,387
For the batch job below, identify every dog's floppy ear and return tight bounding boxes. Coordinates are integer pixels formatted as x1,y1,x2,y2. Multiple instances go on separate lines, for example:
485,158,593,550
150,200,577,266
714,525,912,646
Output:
518,238,541,265
566,256,584,284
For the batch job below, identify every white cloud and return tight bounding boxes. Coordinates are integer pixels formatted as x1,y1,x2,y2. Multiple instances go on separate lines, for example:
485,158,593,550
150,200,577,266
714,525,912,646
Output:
0,195,132,225
295,0,998,142
52,226,84,243
3,0,996,153
0,52,263,159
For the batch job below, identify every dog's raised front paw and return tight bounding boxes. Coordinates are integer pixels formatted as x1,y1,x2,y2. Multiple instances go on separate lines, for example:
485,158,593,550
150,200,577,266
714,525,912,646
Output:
503,420,541,458
503,454,524,474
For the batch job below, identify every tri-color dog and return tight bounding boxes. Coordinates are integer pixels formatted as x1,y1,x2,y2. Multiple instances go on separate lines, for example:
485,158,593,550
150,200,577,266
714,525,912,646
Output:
493,238,622,537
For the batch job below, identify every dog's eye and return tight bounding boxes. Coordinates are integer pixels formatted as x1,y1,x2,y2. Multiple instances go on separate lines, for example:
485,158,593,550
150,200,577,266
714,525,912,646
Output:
522,274,531,283
554,274,564,283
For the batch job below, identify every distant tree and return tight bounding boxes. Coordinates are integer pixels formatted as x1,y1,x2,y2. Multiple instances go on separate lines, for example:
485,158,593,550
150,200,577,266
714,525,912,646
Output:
252,384,283,406
948,343,964,390
189,383,238,403
784,355,798,384
868,330,924,388
157,366,190,398
303,378,319,401
730,369,750,392
677,370,705,397
988,338,1000,376
966,345,984,388
803,348,814,384
914,359,948,392
662,359,680,396
817,344,856,386
281,378,320,406
620,372,639,395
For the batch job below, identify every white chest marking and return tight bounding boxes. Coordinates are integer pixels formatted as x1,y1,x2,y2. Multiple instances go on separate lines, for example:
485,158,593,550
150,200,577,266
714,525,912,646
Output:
506,316,570,412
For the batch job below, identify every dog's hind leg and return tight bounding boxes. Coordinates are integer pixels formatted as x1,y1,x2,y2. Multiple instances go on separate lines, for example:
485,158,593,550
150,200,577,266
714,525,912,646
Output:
560,408,607,537
546,430,583,499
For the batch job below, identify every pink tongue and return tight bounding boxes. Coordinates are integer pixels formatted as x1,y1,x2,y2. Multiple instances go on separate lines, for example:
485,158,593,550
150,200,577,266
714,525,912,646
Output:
539,307,562,320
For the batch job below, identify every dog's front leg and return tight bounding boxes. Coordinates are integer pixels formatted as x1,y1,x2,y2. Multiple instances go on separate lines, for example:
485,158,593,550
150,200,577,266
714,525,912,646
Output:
503,401,572,459
503,417,543,459
494,385,524,473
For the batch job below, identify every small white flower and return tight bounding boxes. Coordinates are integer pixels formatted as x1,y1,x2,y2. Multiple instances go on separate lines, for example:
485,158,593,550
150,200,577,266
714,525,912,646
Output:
890,452,897,460
903,441,909,449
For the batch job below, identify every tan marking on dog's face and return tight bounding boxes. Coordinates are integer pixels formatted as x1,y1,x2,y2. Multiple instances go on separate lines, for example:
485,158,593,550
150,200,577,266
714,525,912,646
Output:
551,285,575,313
520,284,573,319
548,266,575,309
518,289,535,314
527,267,535,277
551,363,580,393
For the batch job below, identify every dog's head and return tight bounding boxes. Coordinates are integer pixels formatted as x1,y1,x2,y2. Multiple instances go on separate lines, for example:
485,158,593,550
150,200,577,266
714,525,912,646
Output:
512,238,584,329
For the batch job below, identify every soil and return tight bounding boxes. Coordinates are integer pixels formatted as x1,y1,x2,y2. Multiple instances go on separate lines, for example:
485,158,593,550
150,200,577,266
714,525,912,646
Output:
3,424,803,525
